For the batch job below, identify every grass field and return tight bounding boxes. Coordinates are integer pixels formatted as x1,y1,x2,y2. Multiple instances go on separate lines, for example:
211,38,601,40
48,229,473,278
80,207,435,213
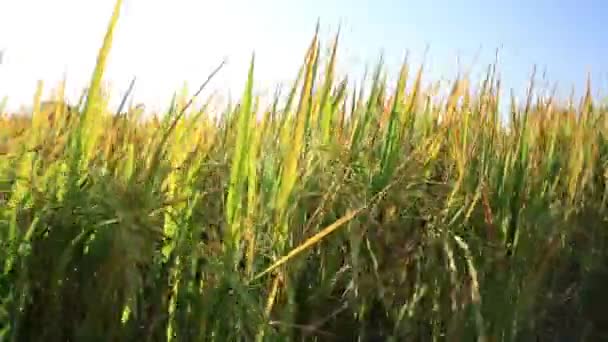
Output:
2,1,608,341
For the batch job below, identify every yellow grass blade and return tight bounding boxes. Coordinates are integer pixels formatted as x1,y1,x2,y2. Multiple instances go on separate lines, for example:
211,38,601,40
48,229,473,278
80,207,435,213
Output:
252,208,362,282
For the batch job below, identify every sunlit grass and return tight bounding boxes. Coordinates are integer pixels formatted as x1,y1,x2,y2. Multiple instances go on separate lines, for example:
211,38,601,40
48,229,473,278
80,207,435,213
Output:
2,1,608,340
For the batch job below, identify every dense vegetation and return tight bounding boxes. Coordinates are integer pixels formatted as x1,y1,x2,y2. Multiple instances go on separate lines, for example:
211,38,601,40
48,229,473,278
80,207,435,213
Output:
2,1,608,340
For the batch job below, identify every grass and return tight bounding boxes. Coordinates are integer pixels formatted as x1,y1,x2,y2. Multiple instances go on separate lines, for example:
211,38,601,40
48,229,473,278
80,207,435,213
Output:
2,1,608,340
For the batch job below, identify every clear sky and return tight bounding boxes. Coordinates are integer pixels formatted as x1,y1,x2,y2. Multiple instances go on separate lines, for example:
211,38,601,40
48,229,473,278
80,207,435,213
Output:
0,0,606,112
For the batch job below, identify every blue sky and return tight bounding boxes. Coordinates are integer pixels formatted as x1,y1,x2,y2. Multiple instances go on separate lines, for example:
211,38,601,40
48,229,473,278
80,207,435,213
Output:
0,0,606,112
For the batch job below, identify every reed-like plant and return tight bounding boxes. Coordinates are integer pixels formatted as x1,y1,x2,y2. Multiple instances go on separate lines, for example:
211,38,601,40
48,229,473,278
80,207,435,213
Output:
1,0,608,340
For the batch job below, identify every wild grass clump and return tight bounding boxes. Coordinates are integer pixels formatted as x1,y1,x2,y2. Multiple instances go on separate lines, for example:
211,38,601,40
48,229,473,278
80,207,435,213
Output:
2,1,608,340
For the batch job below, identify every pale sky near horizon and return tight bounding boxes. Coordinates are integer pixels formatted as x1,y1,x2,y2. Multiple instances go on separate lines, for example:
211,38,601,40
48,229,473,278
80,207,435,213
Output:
0,0,606,113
